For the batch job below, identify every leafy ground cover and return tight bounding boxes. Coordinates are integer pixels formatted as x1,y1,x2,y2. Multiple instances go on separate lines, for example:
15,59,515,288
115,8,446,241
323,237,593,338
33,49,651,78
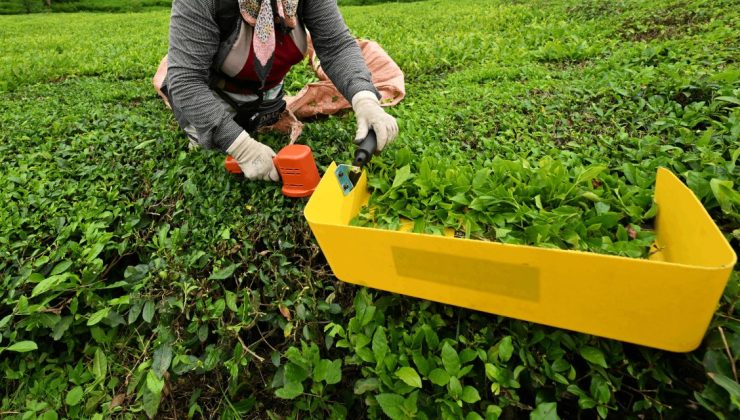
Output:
0,0,170,15
0,0,739,419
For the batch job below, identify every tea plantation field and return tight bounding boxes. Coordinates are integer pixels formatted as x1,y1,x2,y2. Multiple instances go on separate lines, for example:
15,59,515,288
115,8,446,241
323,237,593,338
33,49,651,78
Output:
1,0,739,418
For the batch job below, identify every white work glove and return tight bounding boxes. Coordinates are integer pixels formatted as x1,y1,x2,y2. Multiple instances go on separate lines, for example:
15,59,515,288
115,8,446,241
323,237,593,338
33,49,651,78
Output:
352,91,398,151
226,131,280,182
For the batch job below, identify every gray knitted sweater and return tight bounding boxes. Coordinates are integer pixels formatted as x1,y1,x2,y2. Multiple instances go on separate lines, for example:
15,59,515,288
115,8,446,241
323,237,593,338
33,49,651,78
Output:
166,0,378,151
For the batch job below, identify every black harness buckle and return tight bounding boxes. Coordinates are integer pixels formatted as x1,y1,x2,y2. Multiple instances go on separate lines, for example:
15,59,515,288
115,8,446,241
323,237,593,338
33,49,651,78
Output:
215,86,287,135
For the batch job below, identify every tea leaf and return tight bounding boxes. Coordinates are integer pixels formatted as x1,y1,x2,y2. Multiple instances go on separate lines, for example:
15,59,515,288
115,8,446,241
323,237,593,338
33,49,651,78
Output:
152,344,173,379
275,381,303,400
209,264,238,280
375,394,406,420
428,368,450,386
531,402,559,420
93,348,107,382
87,308,109,326
498,336,514,362
580,347,608,368
65,386,84,406
5,341,38,353
461,386,481,403
395,367,422,388
314,359,342,385
391,165,414,189
442,343,461,376
142,301,155,323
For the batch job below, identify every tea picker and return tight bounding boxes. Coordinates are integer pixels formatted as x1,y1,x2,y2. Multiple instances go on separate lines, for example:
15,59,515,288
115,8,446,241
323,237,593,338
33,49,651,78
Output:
162,0,399,183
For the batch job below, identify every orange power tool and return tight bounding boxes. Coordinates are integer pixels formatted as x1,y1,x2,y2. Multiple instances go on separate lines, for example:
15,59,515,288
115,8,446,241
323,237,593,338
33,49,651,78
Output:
224,130,378,198
224,144,321,198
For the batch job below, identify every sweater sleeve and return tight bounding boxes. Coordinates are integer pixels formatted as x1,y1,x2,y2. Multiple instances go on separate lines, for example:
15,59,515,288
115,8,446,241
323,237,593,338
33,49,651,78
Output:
167,0,244,151
302,0,380,102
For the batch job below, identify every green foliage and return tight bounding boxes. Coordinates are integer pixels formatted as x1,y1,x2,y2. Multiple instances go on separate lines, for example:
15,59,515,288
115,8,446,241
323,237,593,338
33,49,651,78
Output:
1,0,739,419
0,0,171,15
354,155,657,257
338,0,420,6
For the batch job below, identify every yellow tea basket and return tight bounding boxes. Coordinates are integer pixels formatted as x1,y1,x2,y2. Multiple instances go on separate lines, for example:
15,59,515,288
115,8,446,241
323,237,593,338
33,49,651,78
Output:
304,164,736,352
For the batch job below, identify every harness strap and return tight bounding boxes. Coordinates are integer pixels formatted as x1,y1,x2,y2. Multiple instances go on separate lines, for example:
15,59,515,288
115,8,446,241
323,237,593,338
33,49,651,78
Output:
215,88,286,135
213,0,291,134
216,0,240,43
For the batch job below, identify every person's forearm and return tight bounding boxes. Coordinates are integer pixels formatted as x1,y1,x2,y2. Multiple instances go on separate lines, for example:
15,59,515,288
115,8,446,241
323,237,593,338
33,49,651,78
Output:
167,0,242,151
302,0,379,103
167,68,244,151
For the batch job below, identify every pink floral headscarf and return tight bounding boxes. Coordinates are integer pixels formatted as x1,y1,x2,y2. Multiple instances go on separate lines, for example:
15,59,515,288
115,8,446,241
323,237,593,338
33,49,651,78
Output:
238,0,300,87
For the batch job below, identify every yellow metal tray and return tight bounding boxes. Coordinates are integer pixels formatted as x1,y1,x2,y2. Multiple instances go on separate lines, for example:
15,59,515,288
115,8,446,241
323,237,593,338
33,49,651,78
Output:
304,163,736,352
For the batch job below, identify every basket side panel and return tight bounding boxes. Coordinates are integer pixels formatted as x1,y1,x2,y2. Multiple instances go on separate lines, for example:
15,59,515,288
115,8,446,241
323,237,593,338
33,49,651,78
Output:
654,168,736,268
319,224,722,352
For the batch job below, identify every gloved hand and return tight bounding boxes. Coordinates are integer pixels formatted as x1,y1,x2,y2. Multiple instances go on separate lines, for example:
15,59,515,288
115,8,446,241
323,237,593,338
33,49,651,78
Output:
226,131,280,182
352,91,398,152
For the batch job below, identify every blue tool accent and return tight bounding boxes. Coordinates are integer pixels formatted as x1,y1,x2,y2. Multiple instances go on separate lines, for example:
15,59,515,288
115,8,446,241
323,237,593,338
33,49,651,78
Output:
334,164,360,196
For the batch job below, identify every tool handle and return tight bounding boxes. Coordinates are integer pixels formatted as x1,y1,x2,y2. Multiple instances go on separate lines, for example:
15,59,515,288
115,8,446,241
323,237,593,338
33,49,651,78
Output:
353,128,377,168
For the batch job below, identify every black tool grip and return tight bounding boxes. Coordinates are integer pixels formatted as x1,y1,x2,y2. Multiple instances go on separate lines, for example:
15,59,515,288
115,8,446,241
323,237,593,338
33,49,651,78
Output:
353,128,377,168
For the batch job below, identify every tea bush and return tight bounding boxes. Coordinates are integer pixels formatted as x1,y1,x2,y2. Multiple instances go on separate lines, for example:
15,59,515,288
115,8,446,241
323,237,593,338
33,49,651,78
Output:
0,0,738,418
0,0,171,15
